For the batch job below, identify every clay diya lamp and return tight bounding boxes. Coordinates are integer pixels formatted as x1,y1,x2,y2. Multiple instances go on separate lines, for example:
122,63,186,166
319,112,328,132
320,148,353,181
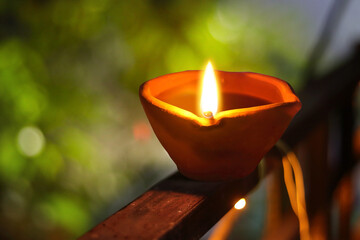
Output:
139,62,301,181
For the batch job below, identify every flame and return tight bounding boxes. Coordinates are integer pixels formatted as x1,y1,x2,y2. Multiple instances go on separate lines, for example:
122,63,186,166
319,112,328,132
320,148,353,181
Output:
234,198,246,210
200,61,219,118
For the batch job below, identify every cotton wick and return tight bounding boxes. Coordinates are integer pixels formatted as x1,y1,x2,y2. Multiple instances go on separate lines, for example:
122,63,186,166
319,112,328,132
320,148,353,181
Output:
203,111,214,119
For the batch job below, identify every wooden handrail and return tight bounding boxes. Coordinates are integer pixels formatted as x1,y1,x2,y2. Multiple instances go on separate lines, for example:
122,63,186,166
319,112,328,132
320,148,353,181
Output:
79,170,263,240
79,46,360,240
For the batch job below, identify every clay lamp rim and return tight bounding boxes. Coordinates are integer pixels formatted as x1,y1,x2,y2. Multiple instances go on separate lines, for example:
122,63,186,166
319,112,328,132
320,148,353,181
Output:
140,70,301,127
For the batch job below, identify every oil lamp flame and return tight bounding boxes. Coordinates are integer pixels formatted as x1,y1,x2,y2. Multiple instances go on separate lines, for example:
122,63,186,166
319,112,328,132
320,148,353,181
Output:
234,198,246,210
200,61,219,118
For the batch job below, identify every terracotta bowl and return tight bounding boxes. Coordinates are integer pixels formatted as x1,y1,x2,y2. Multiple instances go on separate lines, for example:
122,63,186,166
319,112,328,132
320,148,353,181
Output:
139,71,301,181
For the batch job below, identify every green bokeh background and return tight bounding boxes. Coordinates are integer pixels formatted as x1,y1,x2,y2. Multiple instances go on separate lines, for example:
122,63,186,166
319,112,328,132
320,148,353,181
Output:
0,0,311,239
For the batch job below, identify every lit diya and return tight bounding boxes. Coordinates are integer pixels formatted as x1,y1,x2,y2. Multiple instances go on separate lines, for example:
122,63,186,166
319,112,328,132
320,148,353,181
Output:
139,62,301,181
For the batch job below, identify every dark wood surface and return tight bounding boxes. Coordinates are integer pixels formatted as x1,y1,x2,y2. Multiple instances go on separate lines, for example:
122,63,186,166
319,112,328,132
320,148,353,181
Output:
79,170,260,240
79,47,360,240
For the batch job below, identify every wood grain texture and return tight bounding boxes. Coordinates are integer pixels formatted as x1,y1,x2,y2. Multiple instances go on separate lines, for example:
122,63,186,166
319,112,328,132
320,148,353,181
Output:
79,170,260,240
79,46,360,240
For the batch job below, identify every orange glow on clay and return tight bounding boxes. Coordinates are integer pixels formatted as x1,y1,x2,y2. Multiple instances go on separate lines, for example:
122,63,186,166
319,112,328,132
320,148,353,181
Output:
139,65,302,181
234,198,246,210
200,61,219,118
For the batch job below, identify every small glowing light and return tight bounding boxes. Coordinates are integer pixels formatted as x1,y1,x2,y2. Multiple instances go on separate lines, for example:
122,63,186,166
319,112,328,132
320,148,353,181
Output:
200,61,219,118
234,198,246,210
17,126,45,157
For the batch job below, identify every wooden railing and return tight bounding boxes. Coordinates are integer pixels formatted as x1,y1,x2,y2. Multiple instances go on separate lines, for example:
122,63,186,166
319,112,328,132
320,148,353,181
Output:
79,45,360,240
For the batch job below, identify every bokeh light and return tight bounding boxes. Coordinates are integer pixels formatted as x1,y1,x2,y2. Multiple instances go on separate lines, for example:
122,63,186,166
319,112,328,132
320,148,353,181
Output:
17,126,45,157
234,198,246,210
0,0,359,239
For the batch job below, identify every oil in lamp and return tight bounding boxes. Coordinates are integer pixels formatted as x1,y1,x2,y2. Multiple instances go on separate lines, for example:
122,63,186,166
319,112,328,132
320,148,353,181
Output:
139,62,301,181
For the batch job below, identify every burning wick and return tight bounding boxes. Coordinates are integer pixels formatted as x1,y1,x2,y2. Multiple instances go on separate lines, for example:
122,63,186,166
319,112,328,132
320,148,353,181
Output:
203,111,214,119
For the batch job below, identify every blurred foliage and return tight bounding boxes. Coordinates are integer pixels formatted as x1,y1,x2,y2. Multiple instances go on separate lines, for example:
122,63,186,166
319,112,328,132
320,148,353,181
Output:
0,0,305,239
